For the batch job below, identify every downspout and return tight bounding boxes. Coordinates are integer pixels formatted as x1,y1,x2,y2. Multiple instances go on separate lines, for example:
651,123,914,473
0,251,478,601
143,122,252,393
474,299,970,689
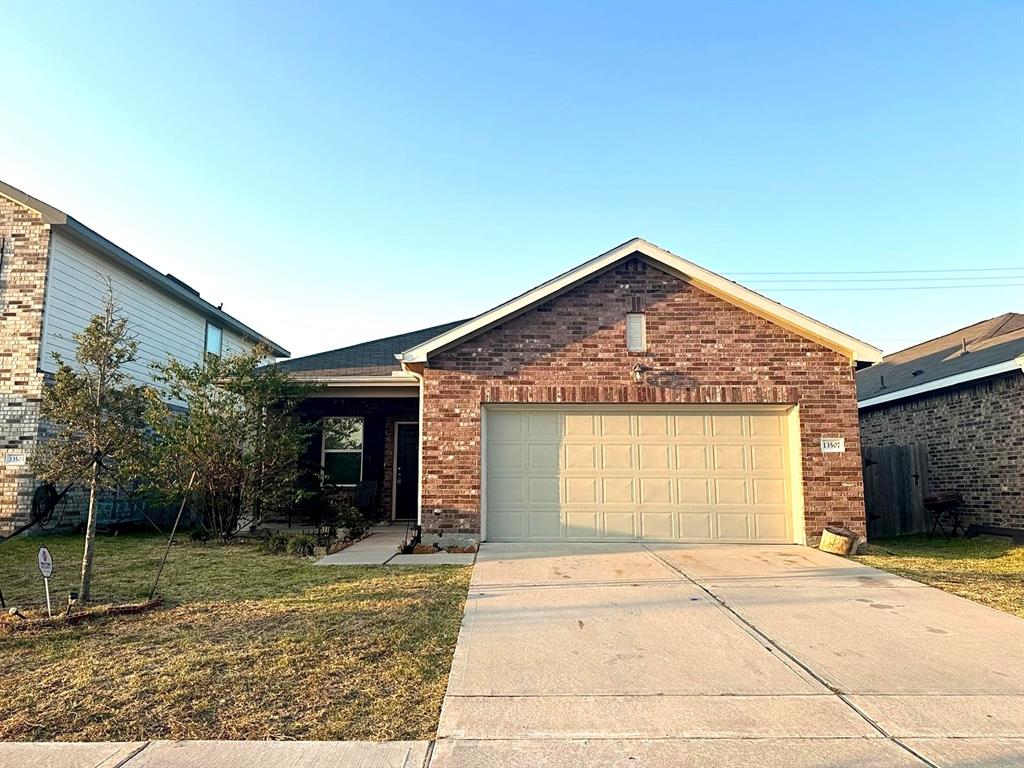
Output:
398,357,425,530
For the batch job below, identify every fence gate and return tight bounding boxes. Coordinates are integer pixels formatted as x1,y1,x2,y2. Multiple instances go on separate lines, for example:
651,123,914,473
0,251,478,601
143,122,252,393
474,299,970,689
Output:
862,444,929,538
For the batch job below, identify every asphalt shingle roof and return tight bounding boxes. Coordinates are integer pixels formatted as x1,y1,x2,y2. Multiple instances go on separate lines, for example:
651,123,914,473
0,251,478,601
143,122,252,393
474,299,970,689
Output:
277,320,468,378
856,313,1024,402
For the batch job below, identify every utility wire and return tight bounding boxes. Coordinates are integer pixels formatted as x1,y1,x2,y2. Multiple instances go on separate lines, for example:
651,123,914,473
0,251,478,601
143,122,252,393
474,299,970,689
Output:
763,283,1024,292
727,266,1024,275
744,275,1024,283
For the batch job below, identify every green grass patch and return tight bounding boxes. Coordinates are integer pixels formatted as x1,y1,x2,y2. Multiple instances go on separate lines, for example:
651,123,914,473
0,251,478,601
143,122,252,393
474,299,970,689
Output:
854,534,1024,618
0,533,471,741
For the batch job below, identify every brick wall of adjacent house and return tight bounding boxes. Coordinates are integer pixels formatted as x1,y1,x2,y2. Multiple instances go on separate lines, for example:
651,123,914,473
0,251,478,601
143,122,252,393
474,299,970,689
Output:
419,256,865,542
859,373,1023,530
0,196,51,533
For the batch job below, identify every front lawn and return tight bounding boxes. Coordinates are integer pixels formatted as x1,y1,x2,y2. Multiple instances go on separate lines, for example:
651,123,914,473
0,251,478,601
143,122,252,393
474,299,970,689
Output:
0,533,471,741
854,534,1024,618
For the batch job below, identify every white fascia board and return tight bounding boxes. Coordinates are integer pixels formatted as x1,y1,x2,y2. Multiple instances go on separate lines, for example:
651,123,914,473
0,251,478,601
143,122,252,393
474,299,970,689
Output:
397,238,883,364
858,357,1024,409
290,375,418,386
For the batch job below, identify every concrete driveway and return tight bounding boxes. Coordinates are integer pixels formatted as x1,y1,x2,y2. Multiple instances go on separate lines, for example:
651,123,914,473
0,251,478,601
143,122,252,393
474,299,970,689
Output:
432,542,1024,768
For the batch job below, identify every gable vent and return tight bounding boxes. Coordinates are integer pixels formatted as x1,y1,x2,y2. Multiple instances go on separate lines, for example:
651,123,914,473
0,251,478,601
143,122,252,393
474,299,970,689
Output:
626,312,647,352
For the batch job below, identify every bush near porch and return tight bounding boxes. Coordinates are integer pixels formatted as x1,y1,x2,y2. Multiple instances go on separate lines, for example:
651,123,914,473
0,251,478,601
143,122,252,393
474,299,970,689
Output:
0,533,471,741
854,535,1024,618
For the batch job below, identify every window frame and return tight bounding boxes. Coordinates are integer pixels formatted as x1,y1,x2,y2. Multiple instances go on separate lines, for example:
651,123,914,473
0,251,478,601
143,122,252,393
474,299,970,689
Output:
205,322,224,358
321,416,364,487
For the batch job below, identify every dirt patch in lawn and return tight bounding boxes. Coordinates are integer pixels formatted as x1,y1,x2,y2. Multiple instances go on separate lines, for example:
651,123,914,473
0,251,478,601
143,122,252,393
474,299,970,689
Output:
855,535,1024,618
0,533,471,741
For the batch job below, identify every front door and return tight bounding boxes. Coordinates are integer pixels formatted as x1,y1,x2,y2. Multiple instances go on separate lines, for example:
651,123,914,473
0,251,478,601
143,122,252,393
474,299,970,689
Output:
394,422,419,521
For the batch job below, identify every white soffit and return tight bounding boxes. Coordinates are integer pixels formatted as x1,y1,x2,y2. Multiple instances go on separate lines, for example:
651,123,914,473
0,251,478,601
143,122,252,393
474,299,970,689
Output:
858,356,1024,408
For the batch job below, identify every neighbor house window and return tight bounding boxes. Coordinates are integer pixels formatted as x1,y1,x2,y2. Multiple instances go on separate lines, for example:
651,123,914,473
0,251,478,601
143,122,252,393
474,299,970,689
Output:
205,323,223,357
322,417,364,486
626,313,646,352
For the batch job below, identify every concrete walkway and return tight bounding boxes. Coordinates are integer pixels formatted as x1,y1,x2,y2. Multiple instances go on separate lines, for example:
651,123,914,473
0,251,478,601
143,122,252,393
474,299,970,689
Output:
0,740,430,767
314,526,475,566
432,542,1024,767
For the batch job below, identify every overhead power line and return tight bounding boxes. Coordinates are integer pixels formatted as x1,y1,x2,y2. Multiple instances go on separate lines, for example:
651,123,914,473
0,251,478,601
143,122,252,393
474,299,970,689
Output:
763,283,1024,292
745,275,1023,283
727,266,1024,276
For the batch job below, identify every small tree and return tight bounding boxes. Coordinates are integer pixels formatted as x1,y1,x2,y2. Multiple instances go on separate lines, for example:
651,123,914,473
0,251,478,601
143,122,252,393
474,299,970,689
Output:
146,346,311,539
31,289,152,601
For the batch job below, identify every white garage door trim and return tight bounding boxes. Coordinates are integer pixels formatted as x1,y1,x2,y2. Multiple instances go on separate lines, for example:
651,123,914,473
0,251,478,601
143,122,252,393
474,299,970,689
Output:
481,404,805,544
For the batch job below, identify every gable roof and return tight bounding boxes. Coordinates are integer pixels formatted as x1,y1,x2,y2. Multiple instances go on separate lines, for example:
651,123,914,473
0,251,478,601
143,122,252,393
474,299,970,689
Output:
278,320,467,380
397,238,882,364
0,179,289,358
857,313,1024,408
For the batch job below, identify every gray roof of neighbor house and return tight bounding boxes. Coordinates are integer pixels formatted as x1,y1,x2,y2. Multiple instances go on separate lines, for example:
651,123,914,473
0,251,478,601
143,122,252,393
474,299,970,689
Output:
278,320,467,378
856,313,1024,404
0,179,289,358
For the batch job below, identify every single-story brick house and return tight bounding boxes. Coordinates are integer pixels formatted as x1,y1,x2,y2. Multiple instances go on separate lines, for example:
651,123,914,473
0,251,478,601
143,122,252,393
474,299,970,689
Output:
858,313,1024,533
280,238,882,546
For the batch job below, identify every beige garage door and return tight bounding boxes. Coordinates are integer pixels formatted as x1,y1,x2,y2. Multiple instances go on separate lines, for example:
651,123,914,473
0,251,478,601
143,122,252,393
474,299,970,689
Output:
484,406,800,543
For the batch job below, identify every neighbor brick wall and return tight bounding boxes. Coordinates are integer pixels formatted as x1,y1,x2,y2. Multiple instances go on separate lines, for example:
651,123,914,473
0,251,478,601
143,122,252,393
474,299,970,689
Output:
420,256,865,541
859,373,1023,530
0,196,52,532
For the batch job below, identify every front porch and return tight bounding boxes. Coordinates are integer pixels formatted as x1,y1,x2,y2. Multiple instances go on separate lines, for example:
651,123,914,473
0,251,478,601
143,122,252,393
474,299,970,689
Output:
297,393,420,524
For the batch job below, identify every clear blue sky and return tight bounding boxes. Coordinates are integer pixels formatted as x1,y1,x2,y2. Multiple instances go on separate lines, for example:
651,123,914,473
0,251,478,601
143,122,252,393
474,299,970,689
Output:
2,1,1021,358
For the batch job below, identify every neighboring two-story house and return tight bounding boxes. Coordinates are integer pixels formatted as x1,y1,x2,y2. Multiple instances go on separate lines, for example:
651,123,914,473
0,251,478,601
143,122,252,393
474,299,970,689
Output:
0,180,289,533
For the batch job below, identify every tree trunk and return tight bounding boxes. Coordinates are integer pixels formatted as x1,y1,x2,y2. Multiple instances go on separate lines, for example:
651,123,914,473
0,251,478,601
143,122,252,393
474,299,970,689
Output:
80,457,100,601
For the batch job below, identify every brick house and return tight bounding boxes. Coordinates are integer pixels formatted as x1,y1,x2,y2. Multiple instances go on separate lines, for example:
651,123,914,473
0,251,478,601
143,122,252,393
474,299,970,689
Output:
281,238,880,545
858,314,1024,533
0,180,288,533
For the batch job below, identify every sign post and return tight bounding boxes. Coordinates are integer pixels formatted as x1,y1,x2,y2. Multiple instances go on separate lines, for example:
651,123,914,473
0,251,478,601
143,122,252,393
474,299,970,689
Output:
37,546,54,618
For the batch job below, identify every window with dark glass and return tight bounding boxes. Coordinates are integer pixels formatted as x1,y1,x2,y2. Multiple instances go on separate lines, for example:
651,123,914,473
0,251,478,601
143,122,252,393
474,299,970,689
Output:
322,417,364,486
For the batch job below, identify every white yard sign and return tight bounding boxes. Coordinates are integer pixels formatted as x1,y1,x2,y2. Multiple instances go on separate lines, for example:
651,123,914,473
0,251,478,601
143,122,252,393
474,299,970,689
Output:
820,437,846,454
37,546,54,617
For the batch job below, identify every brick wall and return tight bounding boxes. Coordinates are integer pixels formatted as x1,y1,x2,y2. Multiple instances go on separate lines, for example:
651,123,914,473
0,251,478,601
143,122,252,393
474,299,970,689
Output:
0,196,51,532
859,373,1023,530
420,257,865,542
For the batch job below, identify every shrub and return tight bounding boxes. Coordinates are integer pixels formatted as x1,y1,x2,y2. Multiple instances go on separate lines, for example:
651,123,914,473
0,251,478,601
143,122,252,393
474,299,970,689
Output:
262,532,289,555
337,506,369,540
286,533,317,557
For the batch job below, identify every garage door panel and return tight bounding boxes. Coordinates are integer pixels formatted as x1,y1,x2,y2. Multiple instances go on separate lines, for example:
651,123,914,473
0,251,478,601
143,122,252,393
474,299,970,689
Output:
600,414,632,436
528,477,560,504
565,477,598,504
755,514,788,541
639,444,671,469
603,477,634,504
489,511,526,540
488,443,523,472
717,513,752,540
638,414,671,436
713,444,747,470
674,414,707,436
752,445,785,470
485,407,798,543
529,512,561,538
711,414,744,437
677,512,713,540
678,478,712,505
640,511,674,539
565,511,600,539
639,477,672,504
715,478,750,505
601,444,634,469
603,511,636,539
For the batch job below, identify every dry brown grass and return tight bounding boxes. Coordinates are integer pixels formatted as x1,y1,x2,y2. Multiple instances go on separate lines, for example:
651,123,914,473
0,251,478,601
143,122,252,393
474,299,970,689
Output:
0,533,471,741
854,535,1024,618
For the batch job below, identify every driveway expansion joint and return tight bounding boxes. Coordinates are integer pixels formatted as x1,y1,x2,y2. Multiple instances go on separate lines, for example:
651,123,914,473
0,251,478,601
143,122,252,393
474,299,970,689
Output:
640,545,943,768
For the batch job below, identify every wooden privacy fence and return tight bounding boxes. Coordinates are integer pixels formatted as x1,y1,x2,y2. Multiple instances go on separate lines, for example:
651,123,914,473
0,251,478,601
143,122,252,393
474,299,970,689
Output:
862,444,930,539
